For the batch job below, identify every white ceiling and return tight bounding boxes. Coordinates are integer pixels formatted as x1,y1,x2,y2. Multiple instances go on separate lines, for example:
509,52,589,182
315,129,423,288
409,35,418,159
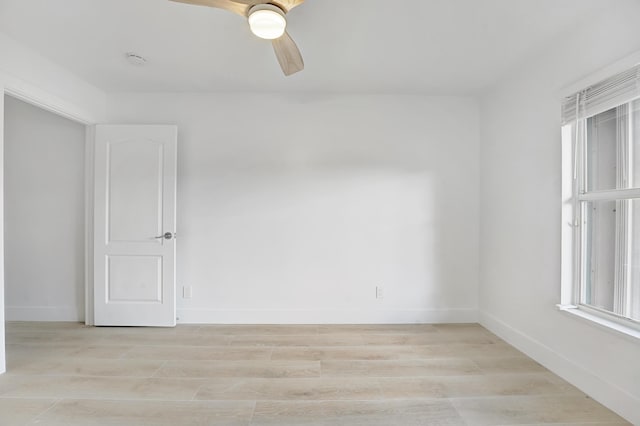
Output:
0,0,611,94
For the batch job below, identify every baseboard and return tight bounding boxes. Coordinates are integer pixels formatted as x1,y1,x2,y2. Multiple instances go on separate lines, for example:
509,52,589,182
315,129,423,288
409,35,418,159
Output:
176,308,478,324
479,311,640,425
5,306,83,322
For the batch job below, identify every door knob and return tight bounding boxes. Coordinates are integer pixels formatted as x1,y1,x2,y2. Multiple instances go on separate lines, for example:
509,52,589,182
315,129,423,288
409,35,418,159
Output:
155,232,174,240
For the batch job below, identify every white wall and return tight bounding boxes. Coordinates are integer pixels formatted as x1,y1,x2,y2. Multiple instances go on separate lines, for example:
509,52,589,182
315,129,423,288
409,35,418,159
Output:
0,32,106,123
479,2,640,424
108,93,480,324
4,96,86,321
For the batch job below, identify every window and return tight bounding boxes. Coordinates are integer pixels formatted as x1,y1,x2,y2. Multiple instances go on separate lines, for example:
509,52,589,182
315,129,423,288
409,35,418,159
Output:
561,64,640,335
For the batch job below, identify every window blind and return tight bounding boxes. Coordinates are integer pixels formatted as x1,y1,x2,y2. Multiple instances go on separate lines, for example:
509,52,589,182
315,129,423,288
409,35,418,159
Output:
561,64,640,125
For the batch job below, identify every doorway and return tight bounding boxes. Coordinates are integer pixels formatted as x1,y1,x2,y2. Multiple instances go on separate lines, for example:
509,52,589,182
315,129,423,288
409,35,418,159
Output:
3,95,86,323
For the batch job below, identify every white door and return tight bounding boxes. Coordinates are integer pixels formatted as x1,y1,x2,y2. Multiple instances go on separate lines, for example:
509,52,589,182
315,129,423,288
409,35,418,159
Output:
94,125,177,326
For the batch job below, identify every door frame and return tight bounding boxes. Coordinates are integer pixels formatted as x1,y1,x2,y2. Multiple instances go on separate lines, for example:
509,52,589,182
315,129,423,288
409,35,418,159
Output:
1,75,99,373
92,124,177,326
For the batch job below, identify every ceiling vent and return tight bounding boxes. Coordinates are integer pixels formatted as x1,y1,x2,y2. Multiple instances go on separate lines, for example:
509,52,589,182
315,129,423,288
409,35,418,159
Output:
125,52,147,66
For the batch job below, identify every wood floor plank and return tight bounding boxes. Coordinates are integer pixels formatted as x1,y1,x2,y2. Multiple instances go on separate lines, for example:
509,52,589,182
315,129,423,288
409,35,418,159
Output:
7,357,165,377
321,359,482,377
155,360,321,379
450,395,629,425
122,345,273,361
31,399,255,426
195,378,384,401
0,375,205,400
0,398,58,426
252,400,466,425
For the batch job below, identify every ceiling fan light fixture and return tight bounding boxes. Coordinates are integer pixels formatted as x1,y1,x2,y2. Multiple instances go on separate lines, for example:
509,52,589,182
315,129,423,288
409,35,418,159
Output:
248,4,286,40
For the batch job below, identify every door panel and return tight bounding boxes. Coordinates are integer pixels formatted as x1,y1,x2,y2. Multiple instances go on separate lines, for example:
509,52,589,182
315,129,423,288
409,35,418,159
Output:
94,125,177,326
107,255,163,303
108,140,164,242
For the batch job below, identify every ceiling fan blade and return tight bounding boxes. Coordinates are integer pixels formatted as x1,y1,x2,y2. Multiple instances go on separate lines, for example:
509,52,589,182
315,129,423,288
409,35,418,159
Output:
169,0,247,16
272,31,304,76
277,0,305,12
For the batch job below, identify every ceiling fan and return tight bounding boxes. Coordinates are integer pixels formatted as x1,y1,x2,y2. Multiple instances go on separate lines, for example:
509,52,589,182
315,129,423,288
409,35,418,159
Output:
170,0,305,76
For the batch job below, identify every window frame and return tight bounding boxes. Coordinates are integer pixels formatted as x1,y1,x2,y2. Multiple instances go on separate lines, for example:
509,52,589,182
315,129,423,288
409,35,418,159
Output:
560,99,640,339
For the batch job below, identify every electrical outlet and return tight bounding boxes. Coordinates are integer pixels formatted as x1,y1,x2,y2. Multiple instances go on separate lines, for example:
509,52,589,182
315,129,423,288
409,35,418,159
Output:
376,286,384,299
183,285,193,299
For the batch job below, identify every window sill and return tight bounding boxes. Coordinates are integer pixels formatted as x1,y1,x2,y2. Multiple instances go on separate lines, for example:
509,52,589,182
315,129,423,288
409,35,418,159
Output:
557,304,640,341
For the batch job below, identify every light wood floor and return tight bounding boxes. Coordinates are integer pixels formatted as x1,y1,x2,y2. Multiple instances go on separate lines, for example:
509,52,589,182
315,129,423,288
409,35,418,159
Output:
0,322,629,425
